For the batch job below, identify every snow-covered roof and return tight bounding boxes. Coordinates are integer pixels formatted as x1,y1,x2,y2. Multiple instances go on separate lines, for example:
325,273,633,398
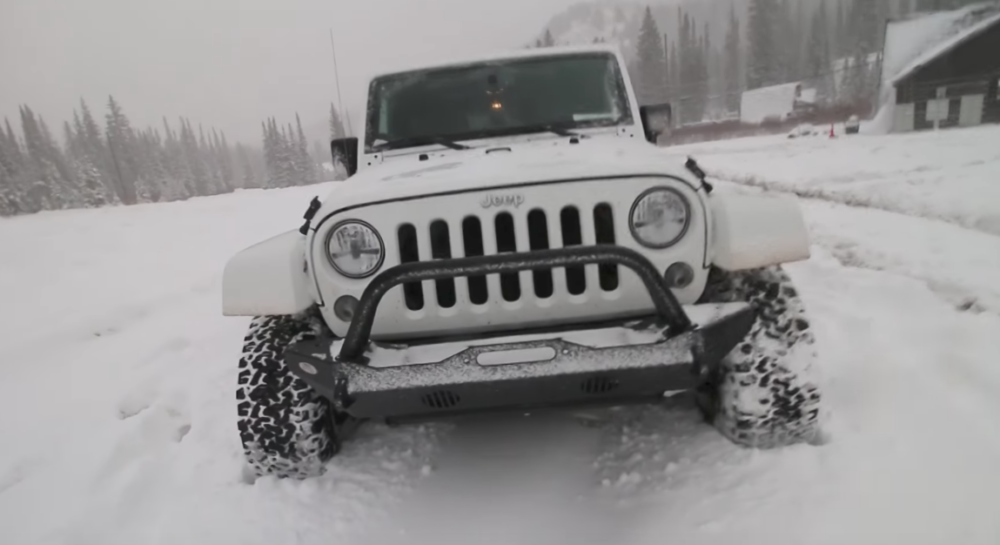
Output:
739,82,802,124
886,3,1000,85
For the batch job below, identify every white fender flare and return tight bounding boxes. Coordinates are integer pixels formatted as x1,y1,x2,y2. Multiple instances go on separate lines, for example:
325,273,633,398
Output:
222,230,318,317
709,189,811,271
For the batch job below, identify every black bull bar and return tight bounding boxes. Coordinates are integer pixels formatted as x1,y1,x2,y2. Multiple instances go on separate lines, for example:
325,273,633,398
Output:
285,246,755,420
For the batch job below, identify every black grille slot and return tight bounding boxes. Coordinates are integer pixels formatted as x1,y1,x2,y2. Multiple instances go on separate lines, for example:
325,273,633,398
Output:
495,213,521,302
560,206,586,295
581,376,619,395
430,220,456,308
527,209,554,298
421,390,461,410
397,224,423,310
593,203,618,291
462,216,489,305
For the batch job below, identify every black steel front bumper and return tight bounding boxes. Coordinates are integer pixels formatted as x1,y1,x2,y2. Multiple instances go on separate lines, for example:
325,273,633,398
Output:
286,246,755,420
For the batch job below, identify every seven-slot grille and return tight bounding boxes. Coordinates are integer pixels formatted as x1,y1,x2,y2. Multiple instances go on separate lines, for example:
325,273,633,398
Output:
396,204,619,311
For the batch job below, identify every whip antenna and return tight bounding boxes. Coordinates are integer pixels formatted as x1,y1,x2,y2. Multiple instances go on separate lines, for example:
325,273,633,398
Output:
329,28,353,136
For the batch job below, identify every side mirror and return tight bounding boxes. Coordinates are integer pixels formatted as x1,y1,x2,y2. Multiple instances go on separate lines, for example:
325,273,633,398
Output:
639,103,672,143
330,137,359,178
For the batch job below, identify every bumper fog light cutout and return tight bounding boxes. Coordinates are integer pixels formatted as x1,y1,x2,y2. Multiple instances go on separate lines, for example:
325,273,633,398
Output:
664,262,694,289
334,295,360,322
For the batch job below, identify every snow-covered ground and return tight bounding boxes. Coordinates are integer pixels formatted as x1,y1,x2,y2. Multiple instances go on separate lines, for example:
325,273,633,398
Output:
3,126,1000,545
672,124,1000,236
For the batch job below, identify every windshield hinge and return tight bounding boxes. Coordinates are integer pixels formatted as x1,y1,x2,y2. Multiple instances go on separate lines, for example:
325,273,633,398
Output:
685,157,713,194
299,197,322,235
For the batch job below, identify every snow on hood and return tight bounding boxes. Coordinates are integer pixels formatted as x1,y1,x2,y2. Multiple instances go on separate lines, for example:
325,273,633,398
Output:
313,137,695,218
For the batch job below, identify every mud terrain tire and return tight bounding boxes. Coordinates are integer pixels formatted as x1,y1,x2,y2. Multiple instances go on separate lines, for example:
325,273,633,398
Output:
696,265,823,449
237,313,347,479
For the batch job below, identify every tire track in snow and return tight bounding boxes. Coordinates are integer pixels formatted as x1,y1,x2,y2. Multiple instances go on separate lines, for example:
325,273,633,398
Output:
355,402,725,545
358,412,623,544
712,178,1000,316
710,172,1000,239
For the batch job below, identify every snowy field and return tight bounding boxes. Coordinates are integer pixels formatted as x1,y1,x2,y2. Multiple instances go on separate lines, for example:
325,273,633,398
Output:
3,126,1000,545
673,124,1000,236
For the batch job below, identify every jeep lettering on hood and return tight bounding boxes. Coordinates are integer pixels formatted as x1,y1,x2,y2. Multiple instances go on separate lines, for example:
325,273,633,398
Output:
480,193,525,209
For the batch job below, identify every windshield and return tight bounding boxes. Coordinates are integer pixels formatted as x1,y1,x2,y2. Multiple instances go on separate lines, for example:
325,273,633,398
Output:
364,52,633,153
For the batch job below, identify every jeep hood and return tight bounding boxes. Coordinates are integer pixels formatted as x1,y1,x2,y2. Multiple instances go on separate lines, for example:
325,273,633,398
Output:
312,138,699,220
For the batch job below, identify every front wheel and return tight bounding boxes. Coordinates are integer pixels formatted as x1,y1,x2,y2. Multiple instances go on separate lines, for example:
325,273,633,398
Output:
236,312,353,479
696,265,824,449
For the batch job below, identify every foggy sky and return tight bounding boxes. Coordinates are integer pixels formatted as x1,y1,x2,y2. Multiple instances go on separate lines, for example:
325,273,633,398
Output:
1,0,596,145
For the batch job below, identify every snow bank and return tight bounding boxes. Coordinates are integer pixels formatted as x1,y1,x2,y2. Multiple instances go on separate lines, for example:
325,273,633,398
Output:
671,123,1000,236
864,101,896,135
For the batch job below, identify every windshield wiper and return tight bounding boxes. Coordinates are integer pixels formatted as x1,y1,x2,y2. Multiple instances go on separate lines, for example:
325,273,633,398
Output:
540,125,585,138
372,135,470,152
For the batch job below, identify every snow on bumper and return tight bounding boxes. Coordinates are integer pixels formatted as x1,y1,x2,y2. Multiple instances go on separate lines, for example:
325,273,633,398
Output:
286,302,754,419
284,246,754,419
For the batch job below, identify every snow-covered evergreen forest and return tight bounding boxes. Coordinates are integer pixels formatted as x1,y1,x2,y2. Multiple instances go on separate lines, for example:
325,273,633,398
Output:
5,0,988,218
0,97,349,218
535,0,989,125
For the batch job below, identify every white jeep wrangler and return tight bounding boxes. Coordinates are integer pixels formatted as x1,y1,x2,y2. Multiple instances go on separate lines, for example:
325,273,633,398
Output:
223,45,823,480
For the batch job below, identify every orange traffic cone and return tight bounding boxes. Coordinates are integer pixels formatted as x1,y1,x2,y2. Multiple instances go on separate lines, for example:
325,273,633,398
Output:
829,124,836,138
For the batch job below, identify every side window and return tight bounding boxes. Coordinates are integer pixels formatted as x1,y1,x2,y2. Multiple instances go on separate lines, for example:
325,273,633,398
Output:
378,96,389,135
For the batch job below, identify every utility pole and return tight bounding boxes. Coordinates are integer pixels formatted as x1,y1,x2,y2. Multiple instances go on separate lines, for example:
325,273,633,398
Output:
329,28,353,137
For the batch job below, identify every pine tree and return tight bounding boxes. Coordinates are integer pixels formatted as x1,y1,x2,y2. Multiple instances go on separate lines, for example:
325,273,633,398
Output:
219,132,235,190
747,0,781,89
669,44,680,107
329,103,347,139
262,120,275,187
131,129,159,203
197,124,223,194
542,29,555,47
0,118,19,179
20,105,73,211
4,119,23,169
806,0,835,104
0,94,267,216
0,159,15,216
843,0,888,108
236,143,258,188
262,117,295,189
698,24,712,121
105,96,138,204
63,117,109,207
724,1,743,113
295,113,317,185
662,35,671,99
76,99,117,203
675,10,702,123
163,117,192,199
0,123,20,215
635,6,667,105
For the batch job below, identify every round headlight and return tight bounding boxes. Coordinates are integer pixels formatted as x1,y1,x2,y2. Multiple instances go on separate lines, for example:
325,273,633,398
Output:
629,188,691,249
326,220,384,278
